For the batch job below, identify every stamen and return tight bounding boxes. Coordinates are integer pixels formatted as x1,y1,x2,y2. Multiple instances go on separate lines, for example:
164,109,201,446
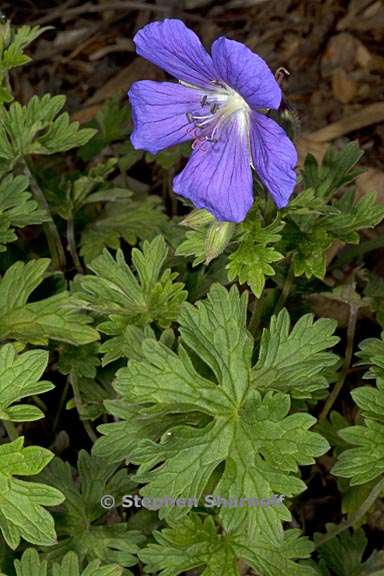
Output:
185,82,251,156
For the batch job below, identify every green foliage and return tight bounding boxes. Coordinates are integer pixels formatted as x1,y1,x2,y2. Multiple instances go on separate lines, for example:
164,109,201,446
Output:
279,144,384,279
0,24,50,73
139,514,317,576
0,23,51,103
252,308,339,398
80,196,169,264
12,548,123,576
281,185,384,279
78,97,133,162
0,173,48,251
331,333,384,485
302,142,364,198
0,94,96,172
0,343,53,422
50,158,132,220
78,235,186,363
315,524,384,576
227,215,284,297
97,284,332,546
0,259,99,345
0,437,64,549
36,451,143,568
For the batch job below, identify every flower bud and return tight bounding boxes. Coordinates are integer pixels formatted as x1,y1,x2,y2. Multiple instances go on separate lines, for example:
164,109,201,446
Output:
180,208,215,230
204,221,235,264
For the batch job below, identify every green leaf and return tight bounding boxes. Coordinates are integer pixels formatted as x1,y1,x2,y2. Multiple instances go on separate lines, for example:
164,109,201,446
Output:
0,94,96,170
0,259,99,345
0,437,64,549
280,146,383,281
78,235,186,362
0,173,48,251
331,333,384,485
302,142,364,198
36,451,143,568
96,97,131,144
315,524,383,576
227,216,285,297
0,343,53,421
14,548,123,576
321,189,384,243
80,197,169,263
1,25,51,72
252,309,339,398
140,514,317,576
57,343,100,379
103,284,330,543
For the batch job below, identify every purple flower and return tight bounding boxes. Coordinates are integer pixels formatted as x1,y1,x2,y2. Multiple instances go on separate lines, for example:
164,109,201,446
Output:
128,19,297,223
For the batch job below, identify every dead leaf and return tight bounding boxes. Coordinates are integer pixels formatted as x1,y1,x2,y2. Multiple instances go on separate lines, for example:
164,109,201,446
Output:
54,28,91,48
332,68,357,103
71,104,101,124
356,168,384,202
321,33,359,76
306,102,384,142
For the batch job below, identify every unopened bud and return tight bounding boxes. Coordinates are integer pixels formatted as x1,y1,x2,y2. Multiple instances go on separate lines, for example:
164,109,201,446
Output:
204,221,235,264
180,208,215,230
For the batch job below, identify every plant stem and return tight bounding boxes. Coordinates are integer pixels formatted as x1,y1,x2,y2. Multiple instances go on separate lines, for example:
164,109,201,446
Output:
66,217,84,273
2,420,18,441
248,289,275,337
52,377,70,433
315,475,384,547
69,373,97,443
319,297,359,422
23,162,66,270
273,255,294,315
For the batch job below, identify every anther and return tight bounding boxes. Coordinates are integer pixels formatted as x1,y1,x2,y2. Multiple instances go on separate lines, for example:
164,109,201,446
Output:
210,103,219,114
200,95,208,106
186,112,193,123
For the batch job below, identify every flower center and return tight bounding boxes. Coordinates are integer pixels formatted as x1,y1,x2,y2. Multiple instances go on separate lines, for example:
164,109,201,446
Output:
185,82,250,151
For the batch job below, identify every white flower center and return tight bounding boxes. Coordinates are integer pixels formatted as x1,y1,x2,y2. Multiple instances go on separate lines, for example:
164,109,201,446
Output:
181,80,251,150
